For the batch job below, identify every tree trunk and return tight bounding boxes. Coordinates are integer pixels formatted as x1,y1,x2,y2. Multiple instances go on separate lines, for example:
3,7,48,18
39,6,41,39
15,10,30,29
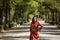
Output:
1,0,6,32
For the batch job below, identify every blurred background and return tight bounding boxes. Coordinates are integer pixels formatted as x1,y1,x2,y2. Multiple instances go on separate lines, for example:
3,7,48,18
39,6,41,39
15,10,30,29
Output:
0,0,60,40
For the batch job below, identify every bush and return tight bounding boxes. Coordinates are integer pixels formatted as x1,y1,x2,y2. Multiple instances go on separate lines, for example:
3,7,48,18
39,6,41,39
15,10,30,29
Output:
0,25,2,30
57,24,60,29
9,22,15,28
4,24,9,30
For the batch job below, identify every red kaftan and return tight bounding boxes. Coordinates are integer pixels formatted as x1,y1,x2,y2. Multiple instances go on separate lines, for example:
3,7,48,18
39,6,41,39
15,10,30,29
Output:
30,21,43,40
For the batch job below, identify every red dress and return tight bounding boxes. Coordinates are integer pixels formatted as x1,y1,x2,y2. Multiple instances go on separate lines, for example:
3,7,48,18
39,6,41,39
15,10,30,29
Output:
30,21,43,40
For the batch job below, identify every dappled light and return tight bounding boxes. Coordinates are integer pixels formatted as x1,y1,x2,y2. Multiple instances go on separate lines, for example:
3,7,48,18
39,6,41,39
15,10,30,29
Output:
0,0,60,40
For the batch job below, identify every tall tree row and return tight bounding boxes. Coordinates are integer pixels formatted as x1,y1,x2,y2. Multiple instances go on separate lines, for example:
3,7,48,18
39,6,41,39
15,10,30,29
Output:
0,0,60,31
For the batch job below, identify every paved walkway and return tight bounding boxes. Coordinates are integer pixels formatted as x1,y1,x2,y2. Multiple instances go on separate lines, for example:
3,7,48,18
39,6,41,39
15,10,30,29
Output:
0,20,60,40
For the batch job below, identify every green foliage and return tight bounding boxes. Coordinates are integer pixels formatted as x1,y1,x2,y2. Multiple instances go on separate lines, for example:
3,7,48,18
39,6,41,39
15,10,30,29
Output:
14,0,39,20
0,0,2,9
0,0,60,30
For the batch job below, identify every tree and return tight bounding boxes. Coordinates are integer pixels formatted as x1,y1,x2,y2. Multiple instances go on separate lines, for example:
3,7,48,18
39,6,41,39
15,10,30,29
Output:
13,0,39,23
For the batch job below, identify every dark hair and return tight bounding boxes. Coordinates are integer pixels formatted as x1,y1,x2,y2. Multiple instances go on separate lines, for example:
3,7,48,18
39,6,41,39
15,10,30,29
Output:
31,16,38,24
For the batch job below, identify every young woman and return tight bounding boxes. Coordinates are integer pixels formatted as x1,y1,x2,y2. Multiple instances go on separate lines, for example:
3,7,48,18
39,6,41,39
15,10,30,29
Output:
30,16,43,40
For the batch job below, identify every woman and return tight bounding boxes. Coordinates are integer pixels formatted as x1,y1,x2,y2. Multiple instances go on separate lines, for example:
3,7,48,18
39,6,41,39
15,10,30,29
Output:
30,16,43,40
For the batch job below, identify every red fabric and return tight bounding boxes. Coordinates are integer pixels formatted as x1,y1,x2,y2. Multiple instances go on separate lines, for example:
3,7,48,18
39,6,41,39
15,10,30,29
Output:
30,21,43,40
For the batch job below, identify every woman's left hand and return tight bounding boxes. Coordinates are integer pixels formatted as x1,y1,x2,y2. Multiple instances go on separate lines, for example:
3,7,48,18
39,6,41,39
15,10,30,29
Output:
37,26,42,31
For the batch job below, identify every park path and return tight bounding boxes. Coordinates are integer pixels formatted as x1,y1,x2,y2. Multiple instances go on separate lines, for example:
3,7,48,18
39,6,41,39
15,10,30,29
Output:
0,20,60,40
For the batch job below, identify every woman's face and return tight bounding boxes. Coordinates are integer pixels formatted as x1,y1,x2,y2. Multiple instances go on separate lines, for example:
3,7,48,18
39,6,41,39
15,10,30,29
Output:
34,17,37,22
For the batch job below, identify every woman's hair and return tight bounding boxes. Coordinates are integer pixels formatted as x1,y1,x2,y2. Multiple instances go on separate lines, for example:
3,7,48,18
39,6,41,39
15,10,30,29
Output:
31,16,38,24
